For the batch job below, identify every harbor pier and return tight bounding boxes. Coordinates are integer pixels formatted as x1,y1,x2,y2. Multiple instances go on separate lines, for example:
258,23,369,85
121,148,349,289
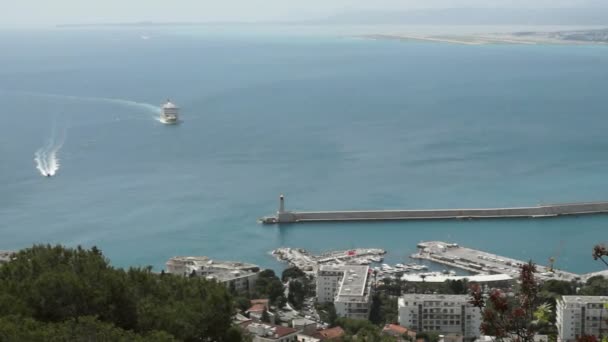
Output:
259,195,608,224
411,241,608,282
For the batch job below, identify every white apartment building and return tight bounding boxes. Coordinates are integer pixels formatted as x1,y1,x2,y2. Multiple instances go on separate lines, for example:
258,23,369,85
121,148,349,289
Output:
165,256,260,293
557,296,608,342
316,265,373,320
399,294,482,341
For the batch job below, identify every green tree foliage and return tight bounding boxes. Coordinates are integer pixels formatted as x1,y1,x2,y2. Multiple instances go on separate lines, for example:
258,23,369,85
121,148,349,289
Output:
378,278,469,296
0,244,246,342
254,269,286,307
288,280,306,310
337,318,397,341
316,302,338,326
281,266,306,282
234,296,252,312
337,318,379,336
540,280,576,297
369,293,398,325
261,309,271,323
579,276,608,296
470,261,551,342
377,278,402,296
446,279,469,295
536,279,577,335
0,315,176,342
416,332,441,342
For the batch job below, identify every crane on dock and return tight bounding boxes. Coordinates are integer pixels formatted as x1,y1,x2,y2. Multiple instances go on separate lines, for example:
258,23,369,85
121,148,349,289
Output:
549,240,564,273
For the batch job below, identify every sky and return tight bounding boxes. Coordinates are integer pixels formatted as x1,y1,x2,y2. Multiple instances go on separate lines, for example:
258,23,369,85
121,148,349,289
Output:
3,0,608,27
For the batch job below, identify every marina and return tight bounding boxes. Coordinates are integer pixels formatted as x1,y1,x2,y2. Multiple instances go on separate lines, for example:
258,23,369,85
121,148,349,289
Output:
273,242,608,284
271,247,386,273
272,247,443,280
260,195,608,224
412,241,590,282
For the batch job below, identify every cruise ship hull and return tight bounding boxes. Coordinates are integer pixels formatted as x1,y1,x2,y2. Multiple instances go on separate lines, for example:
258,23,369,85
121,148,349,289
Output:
160,115,178,124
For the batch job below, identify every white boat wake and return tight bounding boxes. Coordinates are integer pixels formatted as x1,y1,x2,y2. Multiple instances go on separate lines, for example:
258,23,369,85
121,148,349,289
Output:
34,123,66,177
5,90,161,117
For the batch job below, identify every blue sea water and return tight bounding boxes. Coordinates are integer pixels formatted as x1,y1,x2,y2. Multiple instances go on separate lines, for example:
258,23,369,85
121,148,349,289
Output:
1,27,608,274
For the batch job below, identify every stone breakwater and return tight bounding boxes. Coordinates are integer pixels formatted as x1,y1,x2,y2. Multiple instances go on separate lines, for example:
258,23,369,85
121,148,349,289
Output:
260,200,608,224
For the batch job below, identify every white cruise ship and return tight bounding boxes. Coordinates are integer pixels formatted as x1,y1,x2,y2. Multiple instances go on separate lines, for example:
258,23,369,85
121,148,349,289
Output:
160,99,179,124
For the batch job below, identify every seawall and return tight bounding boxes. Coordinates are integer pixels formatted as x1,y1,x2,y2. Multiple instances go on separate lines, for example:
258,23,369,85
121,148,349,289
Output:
260,201,608,224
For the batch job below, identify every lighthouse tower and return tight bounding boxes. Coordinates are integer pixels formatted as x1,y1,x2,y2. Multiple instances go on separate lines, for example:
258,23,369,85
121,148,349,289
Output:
279,194,285,213
276,194,295,223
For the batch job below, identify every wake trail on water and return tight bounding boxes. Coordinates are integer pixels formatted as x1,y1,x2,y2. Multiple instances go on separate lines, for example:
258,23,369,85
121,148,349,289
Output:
5,90,161,118
34,121,67,177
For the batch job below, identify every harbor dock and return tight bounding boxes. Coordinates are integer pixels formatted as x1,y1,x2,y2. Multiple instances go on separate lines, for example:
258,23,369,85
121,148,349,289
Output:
272,243,607,284
260,195,608,224
412,241,581,282
271,247,386,273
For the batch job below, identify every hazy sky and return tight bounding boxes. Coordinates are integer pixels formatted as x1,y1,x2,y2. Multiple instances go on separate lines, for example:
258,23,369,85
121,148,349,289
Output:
4,0,607,27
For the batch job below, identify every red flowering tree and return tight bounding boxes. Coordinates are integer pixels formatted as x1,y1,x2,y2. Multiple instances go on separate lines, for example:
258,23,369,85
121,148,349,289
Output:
593,245,608,267
576,335,598,342
469,261,550,342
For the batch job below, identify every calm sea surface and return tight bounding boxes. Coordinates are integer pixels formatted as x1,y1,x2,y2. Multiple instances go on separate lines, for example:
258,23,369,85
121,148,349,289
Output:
1,27,607,274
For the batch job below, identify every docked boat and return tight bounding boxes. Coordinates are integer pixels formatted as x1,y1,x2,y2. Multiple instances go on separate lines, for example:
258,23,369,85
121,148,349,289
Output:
408,264,429,271
160,99,179,124
369,256,383,263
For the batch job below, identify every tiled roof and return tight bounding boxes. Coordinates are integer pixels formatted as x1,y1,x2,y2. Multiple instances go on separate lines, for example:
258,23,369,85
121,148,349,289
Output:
241,321,298,339
383,324,410,335
247,303,267,313
273,325,298,338
312,326,345,340
251,299,270,305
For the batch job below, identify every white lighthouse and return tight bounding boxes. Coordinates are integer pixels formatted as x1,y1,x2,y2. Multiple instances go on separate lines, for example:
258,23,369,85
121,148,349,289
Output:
279,194,285,213
160,99,179,124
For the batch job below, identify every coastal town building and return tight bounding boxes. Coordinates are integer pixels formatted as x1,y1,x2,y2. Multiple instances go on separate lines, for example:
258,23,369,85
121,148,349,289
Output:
247,299,276,324
400,273,514,288
0,251,13,264
382,324,417,340
398,294,482,341
292,318,317,336
475,335,548,342
297,334,322,342
556,296,608,342
165,256,260,293
316,265,373,319
242,322,299,342
298,326,345,342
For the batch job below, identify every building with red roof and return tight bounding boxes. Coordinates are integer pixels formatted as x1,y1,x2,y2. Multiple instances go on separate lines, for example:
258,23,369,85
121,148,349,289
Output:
382,324,416,340
242,321,299,342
